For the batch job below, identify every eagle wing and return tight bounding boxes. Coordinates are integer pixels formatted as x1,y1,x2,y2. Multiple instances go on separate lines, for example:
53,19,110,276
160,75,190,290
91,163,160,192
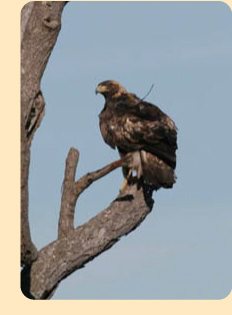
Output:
111,97,178,169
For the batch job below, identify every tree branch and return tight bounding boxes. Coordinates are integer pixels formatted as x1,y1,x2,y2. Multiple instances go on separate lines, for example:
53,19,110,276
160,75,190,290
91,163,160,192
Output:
58,148,79,238
74,156,127,196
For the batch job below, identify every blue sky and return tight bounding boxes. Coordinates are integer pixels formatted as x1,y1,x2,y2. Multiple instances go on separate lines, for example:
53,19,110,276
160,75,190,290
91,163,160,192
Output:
28,1,232,299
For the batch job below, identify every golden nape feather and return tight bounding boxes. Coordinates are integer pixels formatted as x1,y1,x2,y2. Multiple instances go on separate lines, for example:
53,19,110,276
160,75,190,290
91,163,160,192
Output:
96,80,178,191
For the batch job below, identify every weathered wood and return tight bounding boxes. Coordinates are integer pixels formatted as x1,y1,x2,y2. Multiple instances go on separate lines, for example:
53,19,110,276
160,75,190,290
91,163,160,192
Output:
21,1,67,265
58,148,80,238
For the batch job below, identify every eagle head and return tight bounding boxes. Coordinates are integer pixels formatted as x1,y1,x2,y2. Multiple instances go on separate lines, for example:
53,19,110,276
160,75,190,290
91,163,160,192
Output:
95,80,127,99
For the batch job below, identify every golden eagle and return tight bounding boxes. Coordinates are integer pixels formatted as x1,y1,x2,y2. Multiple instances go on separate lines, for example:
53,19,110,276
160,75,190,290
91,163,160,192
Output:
96,80,178,190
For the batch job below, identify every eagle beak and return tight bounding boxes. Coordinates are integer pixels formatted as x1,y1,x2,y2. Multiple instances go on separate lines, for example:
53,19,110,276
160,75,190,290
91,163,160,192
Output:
95,85,108,95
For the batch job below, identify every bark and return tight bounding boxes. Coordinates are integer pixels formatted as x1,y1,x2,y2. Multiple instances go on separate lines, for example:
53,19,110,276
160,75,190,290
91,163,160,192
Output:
21,2,155,299
21,1,67,265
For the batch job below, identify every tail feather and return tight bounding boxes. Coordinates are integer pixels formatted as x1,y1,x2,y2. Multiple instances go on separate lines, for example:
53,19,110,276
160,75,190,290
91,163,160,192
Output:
141,151,176,190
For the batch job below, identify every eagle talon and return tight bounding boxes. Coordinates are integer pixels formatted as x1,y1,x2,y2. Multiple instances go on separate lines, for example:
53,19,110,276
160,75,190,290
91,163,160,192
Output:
119,169,133,192
119,178,128,192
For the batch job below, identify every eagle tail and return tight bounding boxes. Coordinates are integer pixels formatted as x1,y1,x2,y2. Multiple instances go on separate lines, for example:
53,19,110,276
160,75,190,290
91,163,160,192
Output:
141,151,176,190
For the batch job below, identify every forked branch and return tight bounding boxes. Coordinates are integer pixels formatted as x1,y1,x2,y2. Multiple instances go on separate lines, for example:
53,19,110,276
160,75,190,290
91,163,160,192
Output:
58,148,130,238
21,148,154,299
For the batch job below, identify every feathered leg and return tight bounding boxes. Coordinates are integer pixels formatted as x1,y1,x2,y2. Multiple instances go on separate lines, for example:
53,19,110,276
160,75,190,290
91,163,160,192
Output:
120,151,143,191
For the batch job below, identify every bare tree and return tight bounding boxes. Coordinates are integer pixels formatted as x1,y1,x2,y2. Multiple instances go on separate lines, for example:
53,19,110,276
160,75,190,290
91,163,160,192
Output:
21,2,154,299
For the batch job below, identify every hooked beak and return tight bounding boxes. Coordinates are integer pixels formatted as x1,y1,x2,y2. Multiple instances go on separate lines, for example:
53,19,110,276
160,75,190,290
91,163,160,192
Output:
95,84,108,95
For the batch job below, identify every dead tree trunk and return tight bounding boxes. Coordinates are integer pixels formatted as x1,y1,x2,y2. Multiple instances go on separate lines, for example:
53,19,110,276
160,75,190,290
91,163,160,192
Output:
21,1,68,265
21,2,154,299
